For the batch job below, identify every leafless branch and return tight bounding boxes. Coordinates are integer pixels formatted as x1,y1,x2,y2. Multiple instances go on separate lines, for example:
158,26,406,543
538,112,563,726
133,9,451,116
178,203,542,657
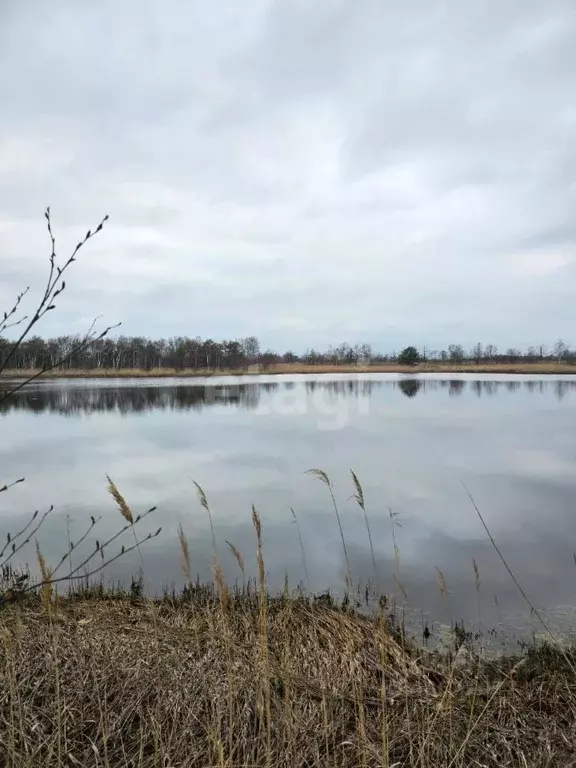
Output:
0,208,111,379
0,503,159,606
0,506,38,558
0,477,25,494
19,527,162,598
0,507,54,569
62,506,157,582
0,287,30,335
49,515,102,580
13,528,162,597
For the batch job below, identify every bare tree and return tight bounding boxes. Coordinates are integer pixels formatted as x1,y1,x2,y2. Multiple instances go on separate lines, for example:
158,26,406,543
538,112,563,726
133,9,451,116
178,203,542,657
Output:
448,343,465,363
358,343,372,364
553,339,568,362
506,347,521,363
242,336,261,366
484,344,498,362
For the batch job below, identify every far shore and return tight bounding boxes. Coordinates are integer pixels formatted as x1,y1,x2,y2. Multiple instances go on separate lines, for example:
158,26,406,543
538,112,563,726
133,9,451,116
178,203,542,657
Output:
3,361,576,379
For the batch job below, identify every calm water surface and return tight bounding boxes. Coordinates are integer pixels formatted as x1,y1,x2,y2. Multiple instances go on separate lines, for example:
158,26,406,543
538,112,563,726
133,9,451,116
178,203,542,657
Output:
2,373,576,641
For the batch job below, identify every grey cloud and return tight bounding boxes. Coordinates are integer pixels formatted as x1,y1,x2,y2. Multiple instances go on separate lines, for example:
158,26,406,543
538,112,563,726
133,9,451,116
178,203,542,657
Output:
1,0,575,348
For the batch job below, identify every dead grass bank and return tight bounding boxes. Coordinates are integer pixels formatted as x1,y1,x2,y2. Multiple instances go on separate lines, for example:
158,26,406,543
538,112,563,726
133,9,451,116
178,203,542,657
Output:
0,588,574,767
3,361,576,379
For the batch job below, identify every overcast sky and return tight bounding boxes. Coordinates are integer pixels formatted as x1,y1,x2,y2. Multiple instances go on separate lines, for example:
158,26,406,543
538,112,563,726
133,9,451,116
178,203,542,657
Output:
0,0,575,352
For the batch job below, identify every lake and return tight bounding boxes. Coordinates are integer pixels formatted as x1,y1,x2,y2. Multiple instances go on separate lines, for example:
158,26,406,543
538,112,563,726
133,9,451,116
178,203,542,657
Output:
2,373,576,643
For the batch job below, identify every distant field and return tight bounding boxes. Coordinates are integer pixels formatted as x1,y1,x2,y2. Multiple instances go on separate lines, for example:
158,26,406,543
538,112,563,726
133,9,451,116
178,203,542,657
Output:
2,361,576,378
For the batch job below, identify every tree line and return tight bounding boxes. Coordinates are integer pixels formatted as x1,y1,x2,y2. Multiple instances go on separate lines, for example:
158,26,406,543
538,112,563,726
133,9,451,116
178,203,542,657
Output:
2,335,576,371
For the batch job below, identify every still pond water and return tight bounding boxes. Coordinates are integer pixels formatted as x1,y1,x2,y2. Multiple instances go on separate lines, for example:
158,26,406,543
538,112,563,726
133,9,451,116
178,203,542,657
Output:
2,373,576,641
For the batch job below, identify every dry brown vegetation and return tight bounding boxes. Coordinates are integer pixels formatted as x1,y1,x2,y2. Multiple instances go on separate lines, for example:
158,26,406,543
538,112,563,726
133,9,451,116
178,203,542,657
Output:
2,480,573,767
3,361,576,379
0,586,575,768
0,475,574,767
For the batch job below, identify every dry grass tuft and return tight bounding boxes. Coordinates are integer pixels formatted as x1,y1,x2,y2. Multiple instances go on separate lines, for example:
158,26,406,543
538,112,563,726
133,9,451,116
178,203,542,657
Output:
225,539,245,580
0,589,575,767
307,469,352,589
106,475,133,525
35,541,52,611
177,522,191,583
435,567,448,601
473,558,481,592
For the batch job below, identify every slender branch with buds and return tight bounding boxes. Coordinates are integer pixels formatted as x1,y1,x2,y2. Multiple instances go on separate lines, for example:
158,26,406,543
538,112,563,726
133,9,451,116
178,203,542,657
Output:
0,208,120,404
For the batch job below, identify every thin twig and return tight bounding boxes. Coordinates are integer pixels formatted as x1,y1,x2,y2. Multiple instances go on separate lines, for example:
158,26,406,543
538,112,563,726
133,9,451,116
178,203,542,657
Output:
16,529,162,597
0,506,37,558
0,209,112,383
0,478,25,495
0,508,54,569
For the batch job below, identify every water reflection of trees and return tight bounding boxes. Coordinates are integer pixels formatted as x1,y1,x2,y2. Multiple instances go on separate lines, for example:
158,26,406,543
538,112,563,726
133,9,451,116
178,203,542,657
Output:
304,380,381,398
1,377,576,415
448,380,466,397
393,379,576,400
0,384,276,416
398,379,422,398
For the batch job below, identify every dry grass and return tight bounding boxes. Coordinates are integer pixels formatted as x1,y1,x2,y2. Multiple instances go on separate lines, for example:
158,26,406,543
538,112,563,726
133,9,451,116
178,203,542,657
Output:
3,361,576,379
0,471,571,767
1,473,575,767
0,587,574,768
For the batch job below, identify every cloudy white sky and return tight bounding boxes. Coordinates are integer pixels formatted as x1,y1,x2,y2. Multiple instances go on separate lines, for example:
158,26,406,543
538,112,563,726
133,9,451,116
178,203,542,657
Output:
0,0,575,352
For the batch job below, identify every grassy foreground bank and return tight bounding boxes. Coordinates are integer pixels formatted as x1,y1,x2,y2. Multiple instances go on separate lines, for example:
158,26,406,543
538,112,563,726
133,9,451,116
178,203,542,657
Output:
3,362,576,379
1,586,575,767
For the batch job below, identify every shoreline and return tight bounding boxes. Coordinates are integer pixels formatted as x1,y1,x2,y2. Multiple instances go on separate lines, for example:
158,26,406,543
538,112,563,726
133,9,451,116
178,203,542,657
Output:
3,361,576,379
0,586,573,766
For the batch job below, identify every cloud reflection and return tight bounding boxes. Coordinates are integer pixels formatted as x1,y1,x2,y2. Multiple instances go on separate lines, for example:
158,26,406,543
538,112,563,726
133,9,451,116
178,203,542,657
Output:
2,376,576,415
